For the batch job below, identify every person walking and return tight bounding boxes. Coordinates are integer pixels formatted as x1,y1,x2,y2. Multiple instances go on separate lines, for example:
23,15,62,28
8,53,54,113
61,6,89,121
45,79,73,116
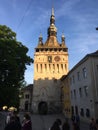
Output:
96,119,98,130
89,118,96,130
22,113,32,130
50,120,60,130
5,112,11,124
56,118,62,130
73,122,80,130
4,116,21,130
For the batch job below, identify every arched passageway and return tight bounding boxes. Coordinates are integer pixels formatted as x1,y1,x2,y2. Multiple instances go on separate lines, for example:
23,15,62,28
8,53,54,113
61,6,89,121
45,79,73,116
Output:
38,101,48,114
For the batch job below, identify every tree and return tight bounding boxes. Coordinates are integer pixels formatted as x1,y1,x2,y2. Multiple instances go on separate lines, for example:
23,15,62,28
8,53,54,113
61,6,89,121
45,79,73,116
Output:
0,25,33,108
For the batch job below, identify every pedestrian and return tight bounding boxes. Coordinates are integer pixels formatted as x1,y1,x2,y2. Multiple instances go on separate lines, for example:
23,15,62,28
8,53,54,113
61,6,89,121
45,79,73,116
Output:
71,114,75,123
50,120,60,130
22,113,32,130
56,118,62,130
75,114,80,128
76,114,80,123
89,118,96,130
73,122,80,130
5,112,11,124
4,115,21,130
13,111,21,123
62,118,70,130
96,119,98,130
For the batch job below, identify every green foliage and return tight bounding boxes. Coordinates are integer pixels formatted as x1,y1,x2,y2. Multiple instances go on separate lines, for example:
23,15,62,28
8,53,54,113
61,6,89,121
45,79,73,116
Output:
0,25,33,108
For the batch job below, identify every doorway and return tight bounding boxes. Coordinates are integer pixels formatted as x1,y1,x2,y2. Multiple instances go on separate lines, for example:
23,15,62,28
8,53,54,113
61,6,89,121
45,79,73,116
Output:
38,101,48,114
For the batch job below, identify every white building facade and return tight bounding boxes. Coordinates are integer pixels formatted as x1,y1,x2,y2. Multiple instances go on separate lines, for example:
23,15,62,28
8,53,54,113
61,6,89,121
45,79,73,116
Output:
19,84,33,112
69,51,98,122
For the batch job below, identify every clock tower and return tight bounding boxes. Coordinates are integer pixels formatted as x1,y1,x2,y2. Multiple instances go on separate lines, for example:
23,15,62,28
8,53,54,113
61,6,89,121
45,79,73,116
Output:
32,8,68,114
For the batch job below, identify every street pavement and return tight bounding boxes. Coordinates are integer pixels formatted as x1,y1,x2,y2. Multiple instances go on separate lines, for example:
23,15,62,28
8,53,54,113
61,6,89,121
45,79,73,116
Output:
0,111,89,130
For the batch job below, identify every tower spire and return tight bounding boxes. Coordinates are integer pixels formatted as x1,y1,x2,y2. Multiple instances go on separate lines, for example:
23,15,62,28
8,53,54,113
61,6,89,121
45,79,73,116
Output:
44,7,60,47
52,7,54,16
50,7,55,25
47,7,57,37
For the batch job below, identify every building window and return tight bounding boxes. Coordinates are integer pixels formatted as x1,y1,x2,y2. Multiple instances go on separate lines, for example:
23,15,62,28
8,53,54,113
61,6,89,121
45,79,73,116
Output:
97,65,98,71
74,89,76,99
25,94,29,99
40,64,42,72
86,108,90,118
71,91,73,99
61,64,63,70
45,64,47,71
71,106,74,115
53,64,55,73
57,64,59,73
79,88,82,97
48,56,52,63
84,86,88,96
70,78,72,85
77,72,80,81
80,108,84,117
75,106,78,114
72,75,75,83
65,64,66,70
83,67,87,79
36,64,38,72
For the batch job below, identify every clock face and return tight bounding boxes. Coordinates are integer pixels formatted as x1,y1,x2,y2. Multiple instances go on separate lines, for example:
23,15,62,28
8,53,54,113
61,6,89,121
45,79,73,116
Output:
54,56,60,62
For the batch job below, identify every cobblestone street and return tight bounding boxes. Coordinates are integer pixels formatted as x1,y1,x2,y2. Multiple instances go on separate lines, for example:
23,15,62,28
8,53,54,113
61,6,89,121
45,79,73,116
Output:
0,111,89,130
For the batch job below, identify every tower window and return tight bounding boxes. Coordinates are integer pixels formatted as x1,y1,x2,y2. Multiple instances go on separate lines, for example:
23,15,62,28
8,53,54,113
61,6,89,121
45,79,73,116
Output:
48,56,52,63
57,64,59,73
45,64,47,71
53,64,55,73
40,64,42,72
61,64,63,70
36,64,38,72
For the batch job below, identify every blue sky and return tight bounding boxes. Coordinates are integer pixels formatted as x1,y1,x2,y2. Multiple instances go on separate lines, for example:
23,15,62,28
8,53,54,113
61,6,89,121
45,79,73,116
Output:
0,0,98,84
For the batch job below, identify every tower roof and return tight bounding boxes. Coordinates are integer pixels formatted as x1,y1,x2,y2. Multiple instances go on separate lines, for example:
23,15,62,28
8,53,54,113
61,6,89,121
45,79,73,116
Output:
44,7,60,47
36,8,67,49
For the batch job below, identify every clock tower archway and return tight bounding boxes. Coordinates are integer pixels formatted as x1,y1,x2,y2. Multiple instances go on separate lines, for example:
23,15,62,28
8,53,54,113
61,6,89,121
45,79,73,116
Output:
38,101,48,114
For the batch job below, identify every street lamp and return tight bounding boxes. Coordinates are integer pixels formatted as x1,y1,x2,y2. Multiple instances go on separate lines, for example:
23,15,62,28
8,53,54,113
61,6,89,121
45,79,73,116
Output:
96,27,98,30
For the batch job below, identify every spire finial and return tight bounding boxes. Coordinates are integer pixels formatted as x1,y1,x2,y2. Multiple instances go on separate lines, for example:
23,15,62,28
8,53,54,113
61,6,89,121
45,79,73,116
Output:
62,31,65,38
50,7,55,25
38,32,43,46
39,32,42,38
52,7,54,16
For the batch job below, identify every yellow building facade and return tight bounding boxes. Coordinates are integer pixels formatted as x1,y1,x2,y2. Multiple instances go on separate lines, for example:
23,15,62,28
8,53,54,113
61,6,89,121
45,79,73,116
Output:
60,75,71,118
